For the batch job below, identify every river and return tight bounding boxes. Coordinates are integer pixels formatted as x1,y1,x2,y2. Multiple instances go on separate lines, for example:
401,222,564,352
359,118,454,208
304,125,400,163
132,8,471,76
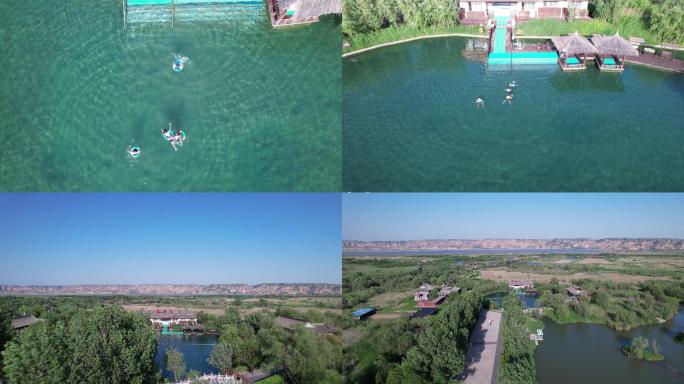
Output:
535,307,684,383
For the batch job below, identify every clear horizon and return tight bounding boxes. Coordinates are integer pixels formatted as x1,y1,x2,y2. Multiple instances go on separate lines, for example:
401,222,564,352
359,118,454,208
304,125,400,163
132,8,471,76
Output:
342,193,684,241
0,193,341,285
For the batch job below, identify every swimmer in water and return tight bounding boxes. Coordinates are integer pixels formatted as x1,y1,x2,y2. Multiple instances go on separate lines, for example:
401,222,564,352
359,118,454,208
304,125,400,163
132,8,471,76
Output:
162,123,178,151
173,129,185,147
505,88,512,93
509,80,517,87
172,54,189,72
127,145,141,159
503,94,513,104
475,97,485,108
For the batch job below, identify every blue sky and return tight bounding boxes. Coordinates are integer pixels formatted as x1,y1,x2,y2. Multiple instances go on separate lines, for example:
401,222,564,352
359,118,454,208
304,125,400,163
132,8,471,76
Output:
342,193,684,240
0,193,340,285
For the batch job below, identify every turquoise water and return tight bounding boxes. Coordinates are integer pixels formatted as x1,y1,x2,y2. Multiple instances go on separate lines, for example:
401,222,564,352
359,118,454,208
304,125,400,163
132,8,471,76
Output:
0,1,341,191
488,16,558,65
342,37,684,191
493,17,508,53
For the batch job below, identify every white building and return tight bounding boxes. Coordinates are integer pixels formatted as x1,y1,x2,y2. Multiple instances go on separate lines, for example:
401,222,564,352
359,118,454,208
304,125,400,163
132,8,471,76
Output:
148,309,197,326
459,0,589,24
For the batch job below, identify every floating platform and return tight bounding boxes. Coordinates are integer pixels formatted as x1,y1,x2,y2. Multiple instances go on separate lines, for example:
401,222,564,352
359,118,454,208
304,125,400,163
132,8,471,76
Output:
488,51,558,65
124,0,264,25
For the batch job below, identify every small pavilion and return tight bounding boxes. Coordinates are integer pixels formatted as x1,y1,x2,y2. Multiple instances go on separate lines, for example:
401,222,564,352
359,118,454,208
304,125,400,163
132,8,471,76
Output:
591,33,640,72
551,32,598,71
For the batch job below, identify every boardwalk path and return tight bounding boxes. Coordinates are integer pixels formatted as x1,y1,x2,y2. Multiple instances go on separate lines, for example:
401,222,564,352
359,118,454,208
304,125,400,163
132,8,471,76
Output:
463,310,503,384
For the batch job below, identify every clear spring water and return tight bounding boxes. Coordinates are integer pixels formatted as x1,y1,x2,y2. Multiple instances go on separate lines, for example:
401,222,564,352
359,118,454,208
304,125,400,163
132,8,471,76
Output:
343,37,684,191
0,1,341,191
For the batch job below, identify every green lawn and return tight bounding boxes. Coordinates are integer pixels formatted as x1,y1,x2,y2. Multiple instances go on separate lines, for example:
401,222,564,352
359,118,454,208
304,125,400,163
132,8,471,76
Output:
378,295,417,313
524,316,544,333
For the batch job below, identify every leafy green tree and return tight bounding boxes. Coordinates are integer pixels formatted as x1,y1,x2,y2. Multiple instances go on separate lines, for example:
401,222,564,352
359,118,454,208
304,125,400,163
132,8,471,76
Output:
208,343,234,374
0,309,13,375
649,0,684,44
282,328,342,384
166,348,186,383
500,295,536,384
2,306,159,384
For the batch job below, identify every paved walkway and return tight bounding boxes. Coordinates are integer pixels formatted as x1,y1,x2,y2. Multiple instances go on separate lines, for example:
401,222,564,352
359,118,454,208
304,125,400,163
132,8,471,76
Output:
463,310,503,384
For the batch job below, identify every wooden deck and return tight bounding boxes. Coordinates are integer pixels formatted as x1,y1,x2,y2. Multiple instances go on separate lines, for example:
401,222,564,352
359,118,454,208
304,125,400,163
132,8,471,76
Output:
267,0,340,27
625,53,684,74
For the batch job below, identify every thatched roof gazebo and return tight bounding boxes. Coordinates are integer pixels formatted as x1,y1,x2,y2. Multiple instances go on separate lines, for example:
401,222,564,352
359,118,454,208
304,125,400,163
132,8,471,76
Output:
551,32,599,71
590,33,639,72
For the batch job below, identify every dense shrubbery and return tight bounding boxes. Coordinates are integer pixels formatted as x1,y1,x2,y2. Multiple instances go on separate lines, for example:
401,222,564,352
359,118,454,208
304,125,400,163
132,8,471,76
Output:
343,0,460,36
343,257,503,308
2,305,160,384
538,279,683,330
384,289,485,384
499,295,536,384
201,309,342,384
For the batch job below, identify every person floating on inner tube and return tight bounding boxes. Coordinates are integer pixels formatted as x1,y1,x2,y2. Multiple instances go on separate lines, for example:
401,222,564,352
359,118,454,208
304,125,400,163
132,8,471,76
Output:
162,123,179,151
127,145,141,159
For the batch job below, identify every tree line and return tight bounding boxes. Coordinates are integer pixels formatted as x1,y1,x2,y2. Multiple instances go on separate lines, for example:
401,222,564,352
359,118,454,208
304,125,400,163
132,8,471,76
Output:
590,0,683,43
343,0,683,44
2,305,159,384
200,309,342,384
499,295,536,384
343,0,459,35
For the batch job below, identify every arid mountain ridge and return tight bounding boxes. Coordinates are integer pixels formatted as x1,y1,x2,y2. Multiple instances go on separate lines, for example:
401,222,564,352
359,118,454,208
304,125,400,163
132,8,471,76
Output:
343,238,684,252
0,283,341,296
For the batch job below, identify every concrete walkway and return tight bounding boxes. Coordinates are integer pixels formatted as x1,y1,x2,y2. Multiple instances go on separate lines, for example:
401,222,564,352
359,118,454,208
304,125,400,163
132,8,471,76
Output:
463,310,503,384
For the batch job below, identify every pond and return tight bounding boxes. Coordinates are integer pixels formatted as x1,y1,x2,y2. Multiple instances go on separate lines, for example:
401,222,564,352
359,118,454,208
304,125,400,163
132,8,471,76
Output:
1,1,341,191
485,291,538,309
156,334,219,380
535,307,684,383
342,37,684,191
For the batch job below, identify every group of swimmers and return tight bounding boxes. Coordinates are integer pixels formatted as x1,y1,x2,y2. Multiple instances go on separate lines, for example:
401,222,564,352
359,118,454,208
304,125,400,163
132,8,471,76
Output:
161,122,187,151
474,80,518,108
126,54,191,160
127,122,187,159
503,80,517,104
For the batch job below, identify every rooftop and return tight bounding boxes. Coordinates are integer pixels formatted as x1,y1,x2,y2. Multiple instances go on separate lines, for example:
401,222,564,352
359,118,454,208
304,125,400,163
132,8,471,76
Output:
11,315,42,329
351,308,375,318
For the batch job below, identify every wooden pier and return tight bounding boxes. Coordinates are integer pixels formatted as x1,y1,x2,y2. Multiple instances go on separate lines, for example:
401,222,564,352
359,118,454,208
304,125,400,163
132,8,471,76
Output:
267,0,340,27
